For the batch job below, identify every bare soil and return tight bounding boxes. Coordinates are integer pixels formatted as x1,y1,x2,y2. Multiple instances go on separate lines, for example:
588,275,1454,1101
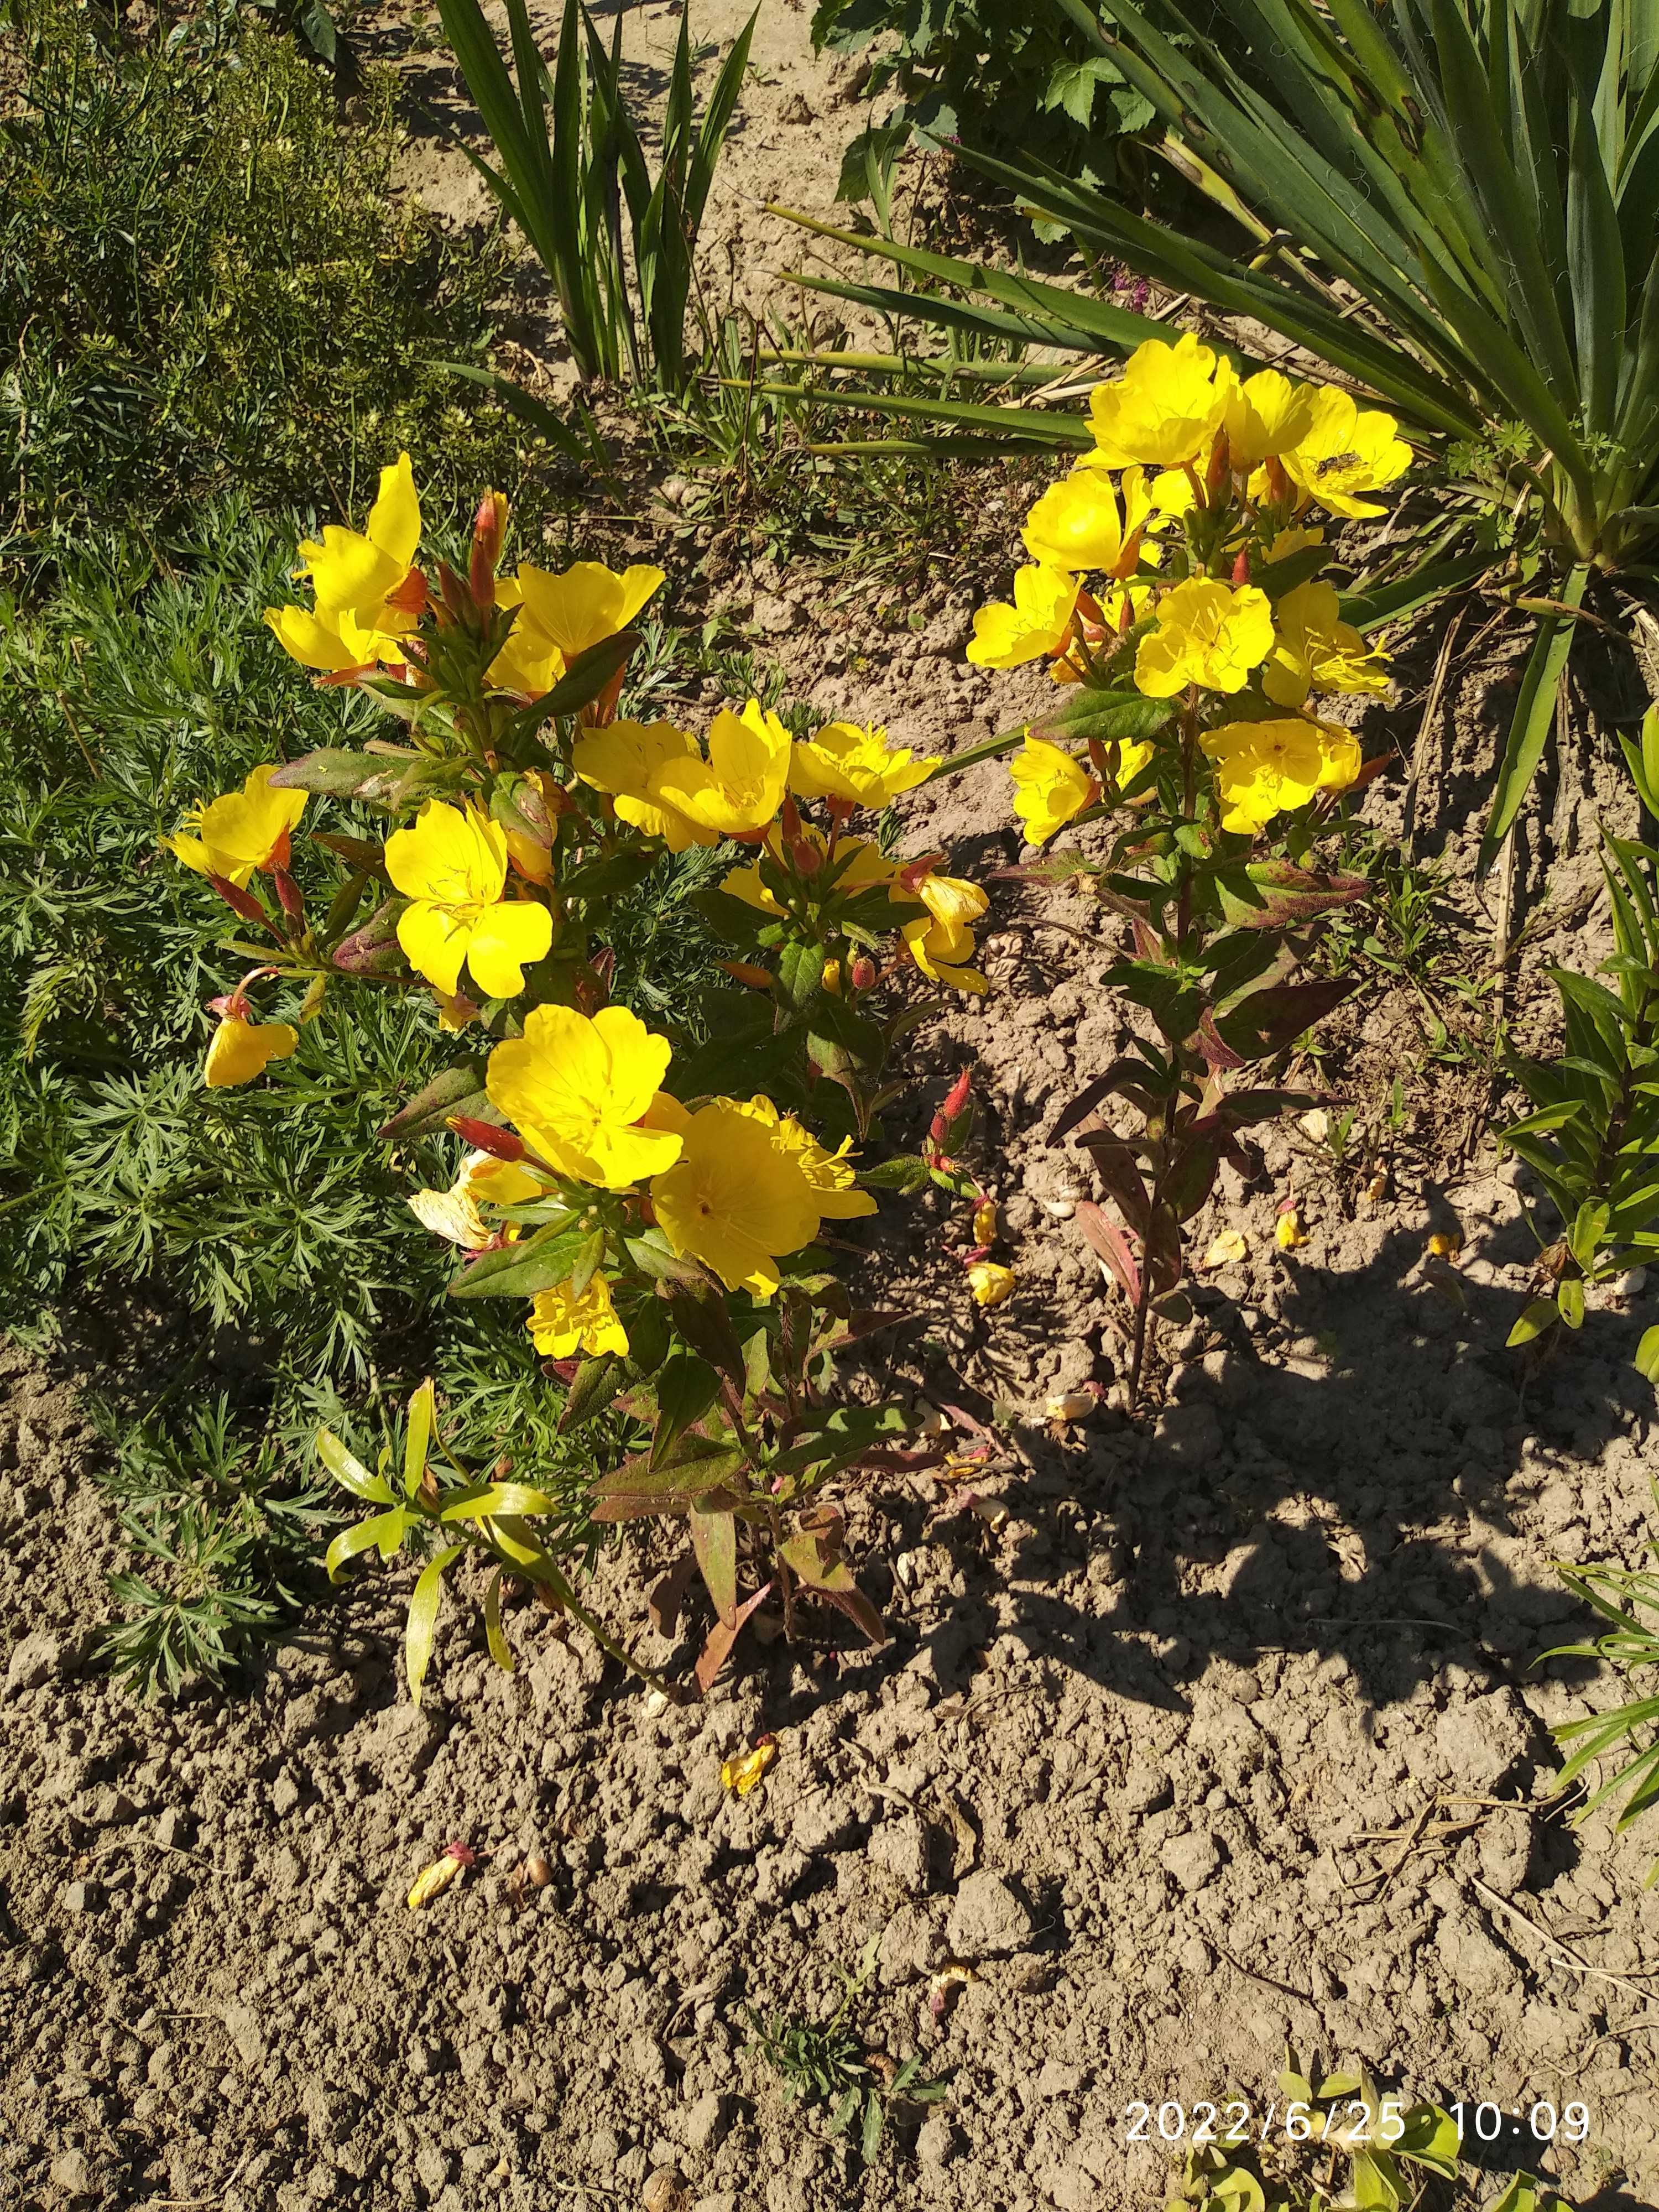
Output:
4,6,1659,2210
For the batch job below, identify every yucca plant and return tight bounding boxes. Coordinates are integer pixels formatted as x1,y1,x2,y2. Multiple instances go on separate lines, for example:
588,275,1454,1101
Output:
436,0,754,390
770,0,1659,858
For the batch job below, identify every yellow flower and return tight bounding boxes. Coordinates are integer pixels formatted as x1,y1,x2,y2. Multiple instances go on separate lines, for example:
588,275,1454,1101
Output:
1263,581,1391,709
1263,524,1326,564
205,1013,298,1088
895,871,989,994
1008,737,1097,846
265,452,422,673
1134,578,1275,698
966,565,1079,670
733,1095,877,1220
650,1099,822,1293
1275,1207,1308,1251
967,1260,1016,1309
1203,717,1360,835
491,560,665,695
572,718,707,851
648,700,791,839
787,722,935,809
487,1004,683,1190
526,1272,630,1359
1282,389,1411,518
1087,333,1235,469
385,801,553,1000
409,1150,544,1249
1223,369,1316,468
164,764,306,886
1021,468,1133,574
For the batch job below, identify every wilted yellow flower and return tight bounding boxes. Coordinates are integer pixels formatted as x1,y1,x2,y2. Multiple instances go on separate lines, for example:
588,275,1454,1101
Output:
966,565,1079,670
491,560,665,695
721,1737,779,1797
265,452,422,673
1008,737,1097,846
204,1011,298,1088
788,721,935,809
409,1149,543,1249
164,764,307,886
1204,1228,1249,1266
1223,369,1316,468
648,700,791,839
1263,581,1391,709
1134,578,1275,698
1202,717,1359,835
385,801,553,1000
1275,1207,1308,1251
968,1260,1016,1308
1428,1227,1463,1261
406,1841,476,1910
572,718,707,851
527,1271,629,1358
488,1005,683,1190
1282,389,1411,518
972,1198,999,1245
650,1099,822,1293
896,871,989,994
1087,333,1234,470
733,1095,877,1220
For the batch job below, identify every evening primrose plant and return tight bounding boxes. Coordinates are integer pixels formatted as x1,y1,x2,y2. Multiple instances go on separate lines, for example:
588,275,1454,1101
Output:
962,335,1394,1400
159,455,978,1692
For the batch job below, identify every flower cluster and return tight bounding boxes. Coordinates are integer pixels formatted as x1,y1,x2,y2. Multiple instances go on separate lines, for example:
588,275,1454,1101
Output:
164,455,992,1082
967,335,1404,846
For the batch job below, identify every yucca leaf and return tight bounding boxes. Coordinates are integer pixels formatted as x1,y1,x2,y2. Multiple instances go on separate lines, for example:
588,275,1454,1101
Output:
1480,563,1591,872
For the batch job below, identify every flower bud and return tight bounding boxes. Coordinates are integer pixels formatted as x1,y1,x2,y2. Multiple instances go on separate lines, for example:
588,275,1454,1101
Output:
1206,429,1232,491
972,1198,998,1246
447,1117,525,1162
207,874,268,925
273,869,305,922
780,794,803,843
929,1113,951,1146
849,955,877,991
719,959,775,991
1231,545,1252,587
469,490,509,610
940,1068,973,1125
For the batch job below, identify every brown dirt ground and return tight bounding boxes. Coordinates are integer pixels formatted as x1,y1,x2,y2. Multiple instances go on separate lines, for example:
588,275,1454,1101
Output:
4,7,1659,2212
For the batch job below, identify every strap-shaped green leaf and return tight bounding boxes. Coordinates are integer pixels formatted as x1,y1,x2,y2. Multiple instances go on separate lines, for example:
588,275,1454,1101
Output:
406,1545,464,1705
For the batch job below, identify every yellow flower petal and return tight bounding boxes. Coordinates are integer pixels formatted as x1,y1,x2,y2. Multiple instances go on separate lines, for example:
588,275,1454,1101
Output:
967,1260,1016,1308
786,721,934,808
397,901,472,998
165,764,306,886
650,700,790,837
526,1272,630,1358
462,900,553,999
1134,578,1276,698
1021,468,1128,573
366,451,421,571
650,1100,821,1292
1008,736,1095,845
386,801,508,909
966,565,1079,670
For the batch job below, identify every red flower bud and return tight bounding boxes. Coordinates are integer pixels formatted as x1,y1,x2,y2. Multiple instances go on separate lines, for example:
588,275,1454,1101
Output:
447,1117,525,1161
930,1114,951,1145
1231,545,1252,587
207,874,268,925
940,1068,973,1124
850,956,877,991
790,837,822,877
469,491,508,610
1206,429,1232,490
781,794,803,842
273,870,305,922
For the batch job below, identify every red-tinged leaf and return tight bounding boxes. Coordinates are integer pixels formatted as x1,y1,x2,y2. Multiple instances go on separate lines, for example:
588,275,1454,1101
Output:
691,1505,739,1630
592,1443,747,1521
1214,977,1359,1062
1164,1138,1220,1223
377,1059,492,1142
695,1581,773,1693
1075,1133,1153,1231
1215,860,1371,930
1075,1201,1140,1303
1196,1010,1247,1073
1048,1062,1148,1146
817,1580,888,1646
856,1444,951,1475
648,1550,699,1639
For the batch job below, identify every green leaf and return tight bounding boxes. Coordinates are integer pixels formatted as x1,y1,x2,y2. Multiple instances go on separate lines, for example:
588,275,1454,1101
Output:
1558,1276,1587,1329
264,748,387,797
403,1379,435,1499
651,1354,722,1466
556,1353,621,1433
405,1543,463,1705
447,1225,589,1300
592,1436,748,1520
860,2089,885,2163
1480,567,1589,873
1507,1298,1562,1346
376,1058,492,1141
324,1509,411,1580
776,936,826,1011
316,1427,395,1506
1635,1323,1659,1381
483,1564,515,1672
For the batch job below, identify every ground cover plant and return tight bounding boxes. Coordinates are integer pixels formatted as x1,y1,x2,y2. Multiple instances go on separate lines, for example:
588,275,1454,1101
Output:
0,0,549,576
